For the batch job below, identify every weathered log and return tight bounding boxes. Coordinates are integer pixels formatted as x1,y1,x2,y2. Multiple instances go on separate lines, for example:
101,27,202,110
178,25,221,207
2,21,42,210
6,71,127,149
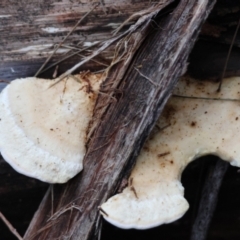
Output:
0,0,151,80
23,0,216,239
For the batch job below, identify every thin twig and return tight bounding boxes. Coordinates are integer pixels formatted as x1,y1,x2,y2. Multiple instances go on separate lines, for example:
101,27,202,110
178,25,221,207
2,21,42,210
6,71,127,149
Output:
38,44,99,75
135,67,158,86
76,53,109,67
52,65,59,78
112,4,156,35
50,184,54,216
99,0,107,14
217,17,240,92
98,207,108,217
50,2,170,87
96,214,103,240
47,203,83,222
61,44,87,51
173,94,240,102
27,220,58,240
34,4,98,77
0,212,23,240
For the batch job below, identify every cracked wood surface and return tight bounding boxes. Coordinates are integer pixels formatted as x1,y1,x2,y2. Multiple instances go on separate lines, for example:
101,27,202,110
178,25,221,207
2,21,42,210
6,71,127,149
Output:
0,0,150,80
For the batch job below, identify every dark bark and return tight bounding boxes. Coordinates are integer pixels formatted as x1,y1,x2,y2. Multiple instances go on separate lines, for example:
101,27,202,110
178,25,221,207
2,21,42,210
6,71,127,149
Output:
23,1,216,240
190,159,229,240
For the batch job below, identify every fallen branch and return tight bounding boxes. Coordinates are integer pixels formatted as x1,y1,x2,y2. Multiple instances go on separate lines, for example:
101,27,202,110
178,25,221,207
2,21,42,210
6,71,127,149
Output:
24,0,216,239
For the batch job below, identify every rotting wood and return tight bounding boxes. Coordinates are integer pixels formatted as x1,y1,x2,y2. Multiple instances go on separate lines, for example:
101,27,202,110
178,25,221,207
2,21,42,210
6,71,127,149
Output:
23,1,217,239
0,0,151,80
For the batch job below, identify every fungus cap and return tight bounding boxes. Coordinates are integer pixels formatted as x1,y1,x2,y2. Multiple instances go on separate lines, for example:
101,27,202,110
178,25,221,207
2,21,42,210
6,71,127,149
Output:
101,76,240,229
0,73,101,183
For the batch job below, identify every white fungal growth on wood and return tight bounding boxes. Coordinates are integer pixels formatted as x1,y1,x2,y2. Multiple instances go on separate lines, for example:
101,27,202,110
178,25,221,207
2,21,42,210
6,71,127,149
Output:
0,73,102,183
101,76,240,229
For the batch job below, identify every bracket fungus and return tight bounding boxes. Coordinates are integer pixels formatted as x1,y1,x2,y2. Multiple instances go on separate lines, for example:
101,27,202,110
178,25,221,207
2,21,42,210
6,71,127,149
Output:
101,76,240,229
0,73,102,183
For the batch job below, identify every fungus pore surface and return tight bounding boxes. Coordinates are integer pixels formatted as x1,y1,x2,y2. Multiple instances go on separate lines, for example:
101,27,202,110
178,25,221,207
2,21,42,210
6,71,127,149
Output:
101,76,240,229
0,73,102,183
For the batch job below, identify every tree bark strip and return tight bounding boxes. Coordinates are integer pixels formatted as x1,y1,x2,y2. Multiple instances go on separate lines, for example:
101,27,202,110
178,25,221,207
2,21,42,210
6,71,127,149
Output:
24,0,216,239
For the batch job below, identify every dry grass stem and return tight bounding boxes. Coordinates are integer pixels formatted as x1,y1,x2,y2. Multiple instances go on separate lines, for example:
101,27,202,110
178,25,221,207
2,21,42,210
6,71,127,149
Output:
53,1,171,85
47,203,83,222
52,65,59,78
35,4,98,77
217,17,240,92
40,44,100,75
135,67,158,86
50,185,54,217
112,3,159,35
76,53,109,67
0,212,23,240
173,95,240,102
28,221,58,240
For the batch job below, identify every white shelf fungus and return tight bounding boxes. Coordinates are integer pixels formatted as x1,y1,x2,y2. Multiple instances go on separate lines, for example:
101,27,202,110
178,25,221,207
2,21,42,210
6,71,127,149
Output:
0,73,101,183
101,76,240,229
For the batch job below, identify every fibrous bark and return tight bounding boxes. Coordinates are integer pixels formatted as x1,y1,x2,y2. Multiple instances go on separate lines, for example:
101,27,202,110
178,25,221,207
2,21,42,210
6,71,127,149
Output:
12,0,216,239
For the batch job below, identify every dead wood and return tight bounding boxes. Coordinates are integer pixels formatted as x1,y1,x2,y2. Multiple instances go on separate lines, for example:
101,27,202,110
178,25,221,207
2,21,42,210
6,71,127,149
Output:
190,159,229,240
0,0,151,80
23,1,217,239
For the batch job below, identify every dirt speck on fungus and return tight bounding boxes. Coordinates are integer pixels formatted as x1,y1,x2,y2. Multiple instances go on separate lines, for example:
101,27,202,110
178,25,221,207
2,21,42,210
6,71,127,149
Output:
190,121,197,127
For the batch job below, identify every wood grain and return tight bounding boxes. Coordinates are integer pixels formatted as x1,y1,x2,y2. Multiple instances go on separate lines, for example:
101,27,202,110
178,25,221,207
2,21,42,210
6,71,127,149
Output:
23,0,216,239
0,0,150,80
